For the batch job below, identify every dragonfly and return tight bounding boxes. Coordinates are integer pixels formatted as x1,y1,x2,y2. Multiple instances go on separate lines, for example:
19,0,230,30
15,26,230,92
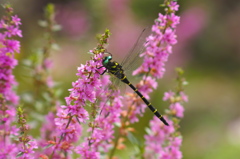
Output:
97,28,169,126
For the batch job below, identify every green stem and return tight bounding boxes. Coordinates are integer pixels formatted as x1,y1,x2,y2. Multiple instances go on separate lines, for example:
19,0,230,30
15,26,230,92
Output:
108,131,121,159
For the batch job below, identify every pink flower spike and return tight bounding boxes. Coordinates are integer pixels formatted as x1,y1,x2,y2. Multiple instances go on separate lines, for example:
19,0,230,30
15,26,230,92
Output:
0,6,22,158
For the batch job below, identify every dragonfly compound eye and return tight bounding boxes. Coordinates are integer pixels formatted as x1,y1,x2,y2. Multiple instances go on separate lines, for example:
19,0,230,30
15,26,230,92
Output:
103,56,112,66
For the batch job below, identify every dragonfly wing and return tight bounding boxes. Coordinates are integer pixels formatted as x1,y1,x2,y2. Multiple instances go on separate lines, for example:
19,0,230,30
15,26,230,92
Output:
121,27,152,72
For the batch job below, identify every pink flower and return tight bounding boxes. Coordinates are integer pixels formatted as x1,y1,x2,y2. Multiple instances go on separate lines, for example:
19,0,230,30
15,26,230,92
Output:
3,39,20,53
161,147,182,159
11,15,21,25
6,25,22,37
163,28,177,44
169,1,180,11
180,92,188,102
168,13,180,28
75,143,100,159
64,104,89,122
163,91,175,101
0,143,18,158
18,140,38,159
170,103,184,118
172,137,182,147
0,19,6,28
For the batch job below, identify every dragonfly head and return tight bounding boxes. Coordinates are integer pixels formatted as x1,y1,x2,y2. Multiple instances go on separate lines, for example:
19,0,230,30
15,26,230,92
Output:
102,52,112,66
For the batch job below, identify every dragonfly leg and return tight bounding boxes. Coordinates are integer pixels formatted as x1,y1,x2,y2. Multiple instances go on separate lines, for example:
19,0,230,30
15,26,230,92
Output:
96,66,107,75
97,66,104,69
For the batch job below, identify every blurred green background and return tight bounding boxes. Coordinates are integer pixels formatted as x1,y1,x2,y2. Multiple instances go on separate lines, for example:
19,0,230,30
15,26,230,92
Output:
2,0,240,158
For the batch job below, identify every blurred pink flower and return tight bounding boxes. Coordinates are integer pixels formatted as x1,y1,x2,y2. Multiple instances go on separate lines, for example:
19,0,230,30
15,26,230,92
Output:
163,91,175,101
166,6,208,72
55,3,90,38
170,102,184,118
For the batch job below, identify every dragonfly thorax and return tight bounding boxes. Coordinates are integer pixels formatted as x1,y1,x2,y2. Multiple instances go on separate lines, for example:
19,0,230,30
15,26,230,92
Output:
102,55,112,67
101,54,124,79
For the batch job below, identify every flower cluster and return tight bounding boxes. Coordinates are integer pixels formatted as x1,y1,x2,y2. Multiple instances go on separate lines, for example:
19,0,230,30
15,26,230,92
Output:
144,67,188,159
144,118,179,159
163,91,188,118
133,1,180,79
17,106,38,159
75,86,123,158
0,5,22,104
127,0,180,123
52,30,123,158
0,4,22,158
144,89,188,159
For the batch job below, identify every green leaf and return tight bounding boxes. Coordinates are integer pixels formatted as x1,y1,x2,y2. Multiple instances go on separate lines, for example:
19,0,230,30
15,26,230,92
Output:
145,127,152,135
54,88,63,97
52,24,62,31
114,122,121,127
16,152,24,157
21,93,34,103
127,132,139,146
44,3,55,18
38,20,48,27
42,92,51,102
22,59,33,66
51,43,60,50
43,143,55,149
175,67,184,75
183,81,188,86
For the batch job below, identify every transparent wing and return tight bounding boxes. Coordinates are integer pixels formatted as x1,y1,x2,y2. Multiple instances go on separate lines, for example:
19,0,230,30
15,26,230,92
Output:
121,27,152,73
105,28,151,93
110,73,126,94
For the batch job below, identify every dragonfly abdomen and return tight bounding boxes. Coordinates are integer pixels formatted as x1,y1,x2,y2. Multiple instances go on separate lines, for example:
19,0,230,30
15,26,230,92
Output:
120,75,169,126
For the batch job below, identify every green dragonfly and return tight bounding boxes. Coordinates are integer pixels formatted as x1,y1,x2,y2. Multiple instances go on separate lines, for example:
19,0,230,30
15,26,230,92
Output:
97,29,169,126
